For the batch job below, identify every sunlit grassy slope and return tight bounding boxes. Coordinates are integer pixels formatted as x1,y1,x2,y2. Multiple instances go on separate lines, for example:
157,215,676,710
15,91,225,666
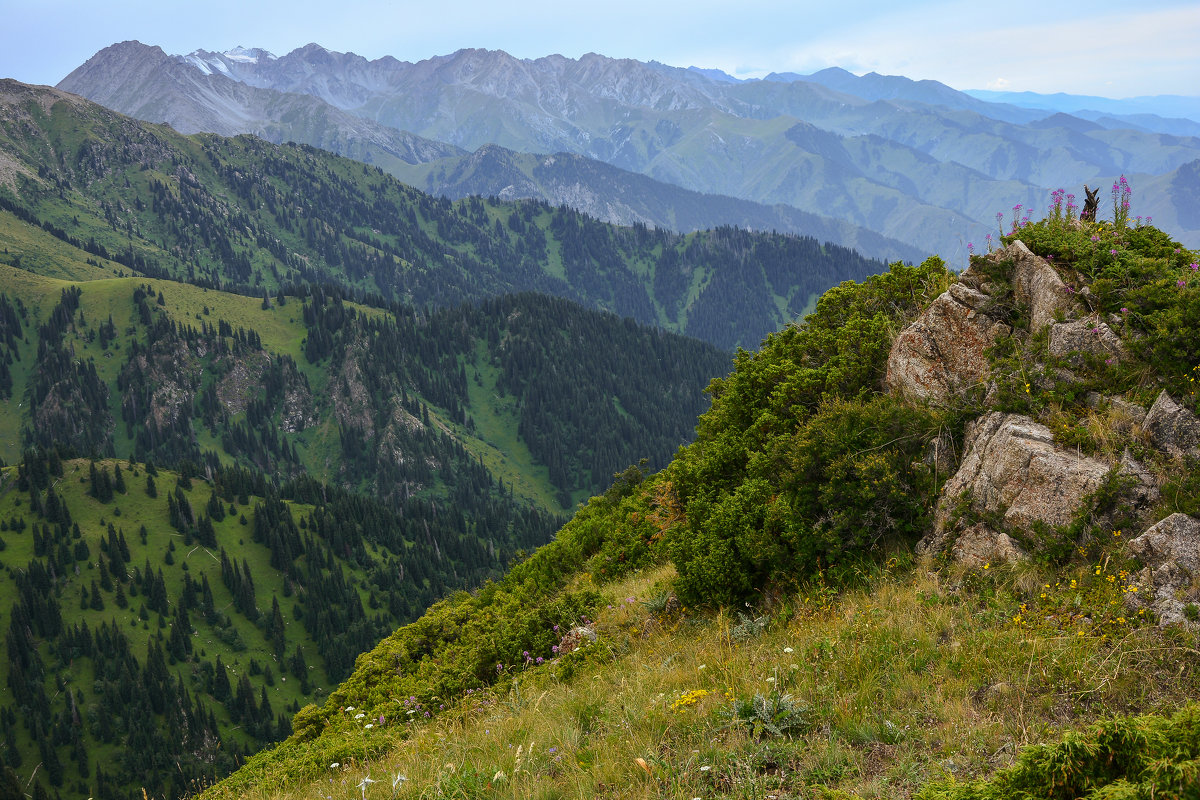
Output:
203,554,1200,800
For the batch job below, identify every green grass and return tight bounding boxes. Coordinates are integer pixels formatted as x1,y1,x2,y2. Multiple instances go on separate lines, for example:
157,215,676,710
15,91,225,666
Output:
0,211,123,281
457,340,565,513
199,554,1200,800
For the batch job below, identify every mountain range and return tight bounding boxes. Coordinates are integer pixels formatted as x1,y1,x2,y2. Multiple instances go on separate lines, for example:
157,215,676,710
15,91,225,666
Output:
0,35,1198,800
0,79,769,800
58,42,1200,257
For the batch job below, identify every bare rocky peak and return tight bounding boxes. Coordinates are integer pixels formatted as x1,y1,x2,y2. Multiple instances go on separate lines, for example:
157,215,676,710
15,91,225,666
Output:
170,44,730,117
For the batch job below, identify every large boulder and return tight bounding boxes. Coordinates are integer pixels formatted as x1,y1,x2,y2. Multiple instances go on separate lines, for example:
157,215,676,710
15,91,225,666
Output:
1142,391,1200,457
920,412,1113,554
1124,514,1200,627
884,283,1011,403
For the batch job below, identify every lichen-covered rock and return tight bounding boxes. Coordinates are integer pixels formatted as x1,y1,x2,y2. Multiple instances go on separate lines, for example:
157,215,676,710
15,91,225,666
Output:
1127,513,1200,575
1047,317,1125,366
919,412,1112,554
1124,514,1200,627
1143,391,1200,457
884,283,1011,403
950,523,1028,568
999,239,1077,331
1117,450,1160,510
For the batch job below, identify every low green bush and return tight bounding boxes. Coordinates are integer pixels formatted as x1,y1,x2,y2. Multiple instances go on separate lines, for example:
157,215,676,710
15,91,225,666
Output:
916,703,1200,800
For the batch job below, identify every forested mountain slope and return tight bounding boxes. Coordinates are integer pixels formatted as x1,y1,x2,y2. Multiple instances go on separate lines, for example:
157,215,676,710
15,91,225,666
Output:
0,78,788,800
0,79,885,351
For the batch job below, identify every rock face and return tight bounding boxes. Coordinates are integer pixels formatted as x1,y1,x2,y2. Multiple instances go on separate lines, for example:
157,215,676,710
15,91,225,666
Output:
884,283,1010,403
920,412,1112,554
1125,514,1200,627
1001,240,1076,332
885,239,1082,403
1143,391,1200,457
1047,318,1125,366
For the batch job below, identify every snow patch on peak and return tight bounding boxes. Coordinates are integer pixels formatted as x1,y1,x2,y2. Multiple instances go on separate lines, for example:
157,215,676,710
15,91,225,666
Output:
184,54,213,75
224,46,275,63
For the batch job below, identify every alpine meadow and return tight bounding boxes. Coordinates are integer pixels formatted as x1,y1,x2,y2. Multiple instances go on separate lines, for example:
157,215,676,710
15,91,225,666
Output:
0,26,1198,800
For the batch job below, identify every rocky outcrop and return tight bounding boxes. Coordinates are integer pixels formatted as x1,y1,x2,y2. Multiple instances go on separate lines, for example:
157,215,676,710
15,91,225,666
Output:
884,283,1010,403
1000,240,1076,332
1118,450,1160,509
1124,514,1200,627
1143,391,1200,457
920,412,1113,555
1047,318,1125,366
886,239,1083,403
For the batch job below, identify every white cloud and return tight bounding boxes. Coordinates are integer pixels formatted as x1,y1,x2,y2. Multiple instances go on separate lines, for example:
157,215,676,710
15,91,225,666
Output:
765,3,1200,96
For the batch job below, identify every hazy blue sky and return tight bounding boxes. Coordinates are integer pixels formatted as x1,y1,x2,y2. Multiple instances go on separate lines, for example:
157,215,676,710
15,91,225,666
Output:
5,0,1198,97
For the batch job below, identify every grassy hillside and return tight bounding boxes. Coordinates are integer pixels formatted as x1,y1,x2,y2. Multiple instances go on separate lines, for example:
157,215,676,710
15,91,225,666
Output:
200,209,1200,800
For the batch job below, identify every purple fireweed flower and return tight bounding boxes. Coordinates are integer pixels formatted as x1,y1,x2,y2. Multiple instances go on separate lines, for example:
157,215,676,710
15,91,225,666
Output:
1178,280,1187,287
1111,249,1118,256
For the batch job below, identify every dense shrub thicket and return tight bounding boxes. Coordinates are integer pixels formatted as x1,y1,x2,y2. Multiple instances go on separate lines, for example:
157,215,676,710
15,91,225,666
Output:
664,258,952,606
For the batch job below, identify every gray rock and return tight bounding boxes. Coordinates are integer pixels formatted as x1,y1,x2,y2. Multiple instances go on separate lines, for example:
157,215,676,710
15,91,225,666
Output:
1001,240,1077,331
1047,318,1125,366
1143,391,1200,457
1125,514,1200,627
920,412,1112,554
950,523,1028,568
1085,392,1147,422
923,428,959,477
557,625,598,654
885,283,1011,403
1117,450,1160,510
1127,513,1200,575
